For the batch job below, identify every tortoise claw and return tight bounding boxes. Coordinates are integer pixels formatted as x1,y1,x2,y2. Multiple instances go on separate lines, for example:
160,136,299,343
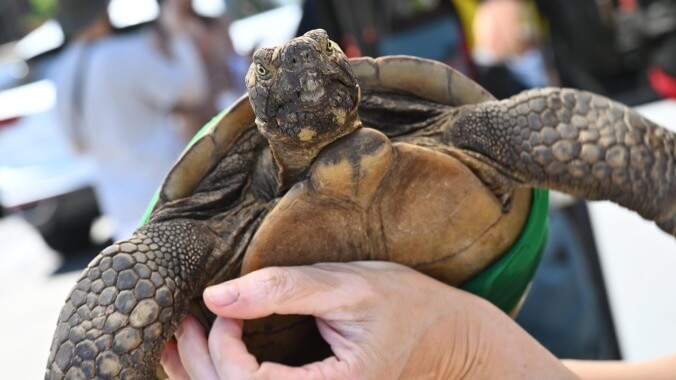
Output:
499,191,514,213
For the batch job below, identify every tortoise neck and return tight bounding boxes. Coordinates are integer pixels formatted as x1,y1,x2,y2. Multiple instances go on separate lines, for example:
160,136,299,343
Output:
270,118,362,189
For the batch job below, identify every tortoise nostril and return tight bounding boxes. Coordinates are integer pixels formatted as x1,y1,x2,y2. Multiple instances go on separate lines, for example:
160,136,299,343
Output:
292,58,297,64
295,91,301,98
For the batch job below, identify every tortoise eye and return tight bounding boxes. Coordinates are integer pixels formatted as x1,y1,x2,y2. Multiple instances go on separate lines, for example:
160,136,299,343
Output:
256,63,269,77
326,40,333,53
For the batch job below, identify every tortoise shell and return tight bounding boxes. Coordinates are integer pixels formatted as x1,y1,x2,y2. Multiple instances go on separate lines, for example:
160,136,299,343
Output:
144,57,545,302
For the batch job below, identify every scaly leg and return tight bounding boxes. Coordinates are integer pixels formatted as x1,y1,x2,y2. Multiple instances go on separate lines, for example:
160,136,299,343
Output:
447,88,675,235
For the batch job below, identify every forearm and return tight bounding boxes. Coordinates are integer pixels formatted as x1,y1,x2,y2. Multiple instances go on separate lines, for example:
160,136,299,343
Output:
563,355,676,380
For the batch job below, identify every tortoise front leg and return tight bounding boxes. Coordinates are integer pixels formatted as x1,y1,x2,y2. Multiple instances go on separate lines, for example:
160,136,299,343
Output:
448,88,675,235
45,220,218,379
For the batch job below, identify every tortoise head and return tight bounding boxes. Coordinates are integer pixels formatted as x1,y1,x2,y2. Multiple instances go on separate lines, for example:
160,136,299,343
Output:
245,29,360,149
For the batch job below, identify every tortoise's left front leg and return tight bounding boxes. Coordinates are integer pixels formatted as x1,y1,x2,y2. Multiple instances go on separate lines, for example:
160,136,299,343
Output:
444,88,676,235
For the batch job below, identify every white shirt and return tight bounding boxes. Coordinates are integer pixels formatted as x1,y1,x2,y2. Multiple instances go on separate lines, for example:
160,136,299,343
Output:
53,28,207,240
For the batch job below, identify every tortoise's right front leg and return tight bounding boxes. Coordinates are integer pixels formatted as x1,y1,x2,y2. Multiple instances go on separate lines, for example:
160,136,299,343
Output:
45,220,218,379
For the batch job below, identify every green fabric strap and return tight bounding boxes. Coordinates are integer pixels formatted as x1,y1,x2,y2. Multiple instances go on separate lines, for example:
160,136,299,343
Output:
141,108,550,315
460,188,549,313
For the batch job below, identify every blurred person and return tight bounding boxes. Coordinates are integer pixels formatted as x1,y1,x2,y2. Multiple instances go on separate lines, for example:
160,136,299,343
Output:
296,0,545,96
162,0,249,139
472,0,550,98
52,0,207,240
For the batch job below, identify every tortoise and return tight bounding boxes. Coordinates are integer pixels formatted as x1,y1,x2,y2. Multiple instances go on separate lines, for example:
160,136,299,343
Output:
46,29,675,379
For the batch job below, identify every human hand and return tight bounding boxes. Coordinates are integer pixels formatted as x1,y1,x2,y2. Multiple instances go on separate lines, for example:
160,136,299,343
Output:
161,262,575,379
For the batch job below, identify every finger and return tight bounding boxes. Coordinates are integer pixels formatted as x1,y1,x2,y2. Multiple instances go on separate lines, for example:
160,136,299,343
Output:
160,338,189,380
209,317,261,378
256,355,353,379
175,316,219,380
208,317,352,380
204,265,370,319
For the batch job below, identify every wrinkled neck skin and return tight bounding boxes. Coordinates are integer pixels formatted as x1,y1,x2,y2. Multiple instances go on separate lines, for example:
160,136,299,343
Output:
263,112,363,189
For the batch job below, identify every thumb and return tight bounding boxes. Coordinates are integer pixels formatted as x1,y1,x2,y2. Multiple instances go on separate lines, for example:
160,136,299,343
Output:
203,264,367,319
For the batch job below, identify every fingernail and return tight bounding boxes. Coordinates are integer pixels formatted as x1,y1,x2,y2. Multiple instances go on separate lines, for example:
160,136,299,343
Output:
205,283,239,307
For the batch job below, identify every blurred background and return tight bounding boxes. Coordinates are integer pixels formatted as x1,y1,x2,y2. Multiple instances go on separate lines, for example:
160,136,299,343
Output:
0,0,675,378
